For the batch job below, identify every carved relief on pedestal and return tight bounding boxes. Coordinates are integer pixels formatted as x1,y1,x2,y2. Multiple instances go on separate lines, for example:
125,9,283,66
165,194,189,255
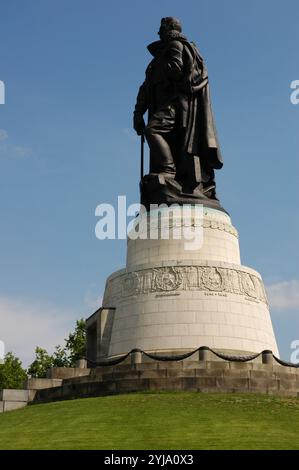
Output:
222,268,241,294
182,266,199,290
153,267,183,291
130,217,239,240
240,272,257,298
201,267,224,291
122,272,140,297
104,265,268,305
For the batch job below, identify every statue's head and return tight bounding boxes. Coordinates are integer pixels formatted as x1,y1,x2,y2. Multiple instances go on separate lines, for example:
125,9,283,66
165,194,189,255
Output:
158,17,182,40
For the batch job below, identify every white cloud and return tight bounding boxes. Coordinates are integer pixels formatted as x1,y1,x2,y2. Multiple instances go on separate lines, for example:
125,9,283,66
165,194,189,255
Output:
0,130,32,159
0,143,32,159
84,284,103,311
0,129,8,141
0,295,79,368
266,280,299,311
0,340,4,362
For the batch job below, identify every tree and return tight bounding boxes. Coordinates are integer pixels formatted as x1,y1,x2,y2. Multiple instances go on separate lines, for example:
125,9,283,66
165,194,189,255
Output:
27,347,53,378
27,319,86,377
65,319,86,365
52,345,70,368
0,352,27,389
27,345,71,378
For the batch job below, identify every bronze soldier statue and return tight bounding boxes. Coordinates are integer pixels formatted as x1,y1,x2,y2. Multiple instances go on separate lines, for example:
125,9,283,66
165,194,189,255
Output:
133,17,224,210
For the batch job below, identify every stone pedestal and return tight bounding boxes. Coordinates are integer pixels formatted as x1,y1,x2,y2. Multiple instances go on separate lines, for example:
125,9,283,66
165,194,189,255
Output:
87,206,278,362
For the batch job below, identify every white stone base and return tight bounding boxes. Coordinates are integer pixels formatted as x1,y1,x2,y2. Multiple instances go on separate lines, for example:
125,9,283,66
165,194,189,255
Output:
97,207,278,359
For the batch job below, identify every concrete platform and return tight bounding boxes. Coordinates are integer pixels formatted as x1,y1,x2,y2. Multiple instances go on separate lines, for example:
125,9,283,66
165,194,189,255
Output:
0,389,30,413
31,351,299,404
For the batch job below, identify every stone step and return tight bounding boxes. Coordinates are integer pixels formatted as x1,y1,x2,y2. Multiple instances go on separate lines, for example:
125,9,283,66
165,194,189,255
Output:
24,378,63,391
46,367,91,379
0,389,29,402
32,369,299,405
4,401,28,412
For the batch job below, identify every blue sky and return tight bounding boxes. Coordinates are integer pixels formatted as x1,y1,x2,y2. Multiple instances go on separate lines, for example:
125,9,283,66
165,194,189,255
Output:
0,0,298,365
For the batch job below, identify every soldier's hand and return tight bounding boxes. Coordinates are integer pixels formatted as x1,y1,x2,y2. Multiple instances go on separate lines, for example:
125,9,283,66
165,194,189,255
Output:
133,113,145,136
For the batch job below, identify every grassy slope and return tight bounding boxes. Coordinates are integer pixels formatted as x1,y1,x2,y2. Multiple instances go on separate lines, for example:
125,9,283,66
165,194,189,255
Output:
0,392,299,450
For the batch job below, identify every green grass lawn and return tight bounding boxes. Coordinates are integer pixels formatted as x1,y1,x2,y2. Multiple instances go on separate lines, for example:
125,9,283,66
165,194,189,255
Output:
0,392,299,449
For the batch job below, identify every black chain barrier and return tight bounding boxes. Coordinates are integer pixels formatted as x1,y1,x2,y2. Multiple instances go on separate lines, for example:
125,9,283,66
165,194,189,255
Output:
208,349,261,362
84,347,299,369
272,355,299,368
